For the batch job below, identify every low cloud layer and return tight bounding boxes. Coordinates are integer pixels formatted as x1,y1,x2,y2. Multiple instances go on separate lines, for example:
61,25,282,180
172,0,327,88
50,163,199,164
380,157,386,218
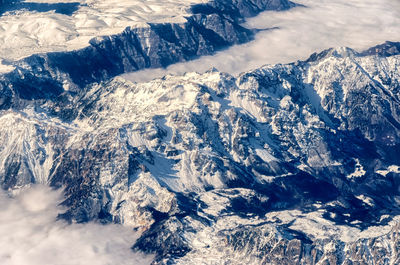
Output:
124,0,400,82
0,186,153,265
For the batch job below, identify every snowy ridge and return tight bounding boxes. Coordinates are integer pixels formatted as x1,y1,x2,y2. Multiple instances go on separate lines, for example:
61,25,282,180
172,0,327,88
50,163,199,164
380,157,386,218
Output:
1,43,400,264
0,0,205,61
0,0,295,100
0,0,296,63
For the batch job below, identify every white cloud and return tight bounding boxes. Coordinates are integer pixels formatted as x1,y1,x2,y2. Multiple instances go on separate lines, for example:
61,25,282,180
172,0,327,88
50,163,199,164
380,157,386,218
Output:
123,0,400,82
0,185,153,265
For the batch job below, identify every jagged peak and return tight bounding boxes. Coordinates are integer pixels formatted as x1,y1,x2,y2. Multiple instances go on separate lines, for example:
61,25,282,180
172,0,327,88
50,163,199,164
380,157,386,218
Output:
304,46,358,63
360,41,400,57
303,42,400,65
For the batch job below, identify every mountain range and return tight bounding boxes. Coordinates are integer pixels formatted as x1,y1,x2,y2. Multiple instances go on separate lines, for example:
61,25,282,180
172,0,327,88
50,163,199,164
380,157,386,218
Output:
0,0,399,264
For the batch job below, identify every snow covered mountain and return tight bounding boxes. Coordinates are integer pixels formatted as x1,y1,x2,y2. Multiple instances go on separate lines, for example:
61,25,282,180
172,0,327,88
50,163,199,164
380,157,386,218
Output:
0,39,399,264
0,0,295,73
0,0,297,114
0,0,208,61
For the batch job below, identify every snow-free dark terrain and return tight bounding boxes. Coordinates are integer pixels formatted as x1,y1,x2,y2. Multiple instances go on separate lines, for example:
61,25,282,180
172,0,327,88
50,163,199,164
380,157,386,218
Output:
0,0,400,264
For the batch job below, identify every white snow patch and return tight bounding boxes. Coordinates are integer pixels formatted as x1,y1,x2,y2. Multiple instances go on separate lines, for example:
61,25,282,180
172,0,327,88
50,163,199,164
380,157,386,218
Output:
128,131,151,148
0,111,61,184
355,194,374,207
255,148,277,163
109,172,175,229
347,158,366,180
0,62,14,73
174,151,225,192
265,209,400,243
377,165,400,176
229,91,266,122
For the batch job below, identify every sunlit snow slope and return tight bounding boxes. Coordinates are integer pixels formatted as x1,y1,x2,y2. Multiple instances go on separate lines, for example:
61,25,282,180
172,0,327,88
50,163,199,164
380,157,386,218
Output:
0,42,400,264
0,0,205,61
0,0,399,264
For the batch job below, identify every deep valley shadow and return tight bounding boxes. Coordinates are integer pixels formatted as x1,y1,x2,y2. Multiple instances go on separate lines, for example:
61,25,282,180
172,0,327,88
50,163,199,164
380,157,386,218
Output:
0,0,80,16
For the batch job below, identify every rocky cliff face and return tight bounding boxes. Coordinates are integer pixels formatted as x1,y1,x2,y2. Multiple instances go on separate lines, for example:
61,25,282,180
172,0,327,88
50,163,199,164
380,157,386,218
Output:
0,40,400,264
0,0,295,111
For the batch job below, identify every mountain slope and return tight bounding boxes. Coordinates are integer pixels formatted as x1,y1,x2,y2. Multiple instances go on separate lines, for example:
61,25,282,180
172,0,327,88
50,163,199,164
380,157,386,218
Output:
0,0,296,111
0,42,400,264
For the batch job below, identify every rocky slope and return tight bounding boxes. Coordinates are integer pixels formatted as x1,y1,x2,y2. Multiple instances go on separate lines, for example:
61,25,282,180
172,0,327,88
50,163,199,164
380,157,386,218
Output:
0,0,295,111
0,41,399,264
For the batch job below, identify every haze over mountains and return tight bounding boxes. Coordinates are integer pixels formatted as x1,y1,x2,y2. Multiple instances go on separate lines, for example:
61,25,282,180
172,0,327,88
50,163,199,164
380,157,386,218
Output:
125,0,400,82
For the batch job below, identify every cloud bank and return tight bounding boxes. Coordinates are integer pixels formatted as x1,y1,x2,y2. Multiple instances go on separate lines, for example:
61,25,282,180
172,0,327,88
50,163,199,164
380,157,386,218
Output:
124,0,400,82
0,185,153,265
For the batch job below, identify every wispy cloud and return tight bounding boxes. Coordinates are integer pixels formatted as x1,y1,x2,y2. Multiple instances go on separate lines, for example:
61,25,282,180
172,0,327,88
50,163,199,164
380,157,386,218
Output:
0,185,153,265
124,0,400,82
